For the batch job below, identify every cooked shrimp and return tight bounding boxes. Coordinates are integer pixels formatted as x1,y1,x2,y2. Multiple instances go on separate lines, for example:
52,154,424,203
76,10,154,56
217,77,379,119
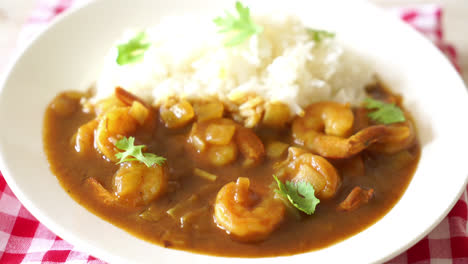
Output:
292,102,390,158
338,186,374,212
93,95,126,116
214,177,285,242
84,177,117,206
367,120,416,154
235,126,265,167
95,107,139,161
74,119,99,154
298,102,355,137
113,161,168,207
188,118,265,167
274,147,340,199
84,162,167,208
95,88,156,161
114,86,148,107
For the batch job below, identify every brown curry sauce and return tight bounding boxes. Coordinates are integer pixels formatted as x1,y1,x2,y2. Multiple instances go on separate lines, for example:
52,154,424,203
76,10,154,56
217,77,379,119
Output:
43,84,419,257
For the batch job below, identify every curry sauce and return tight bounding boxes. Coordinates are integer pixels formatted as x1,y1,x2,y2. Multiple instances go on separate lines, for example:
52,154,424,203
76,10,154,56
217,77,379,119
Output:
43,84,419,257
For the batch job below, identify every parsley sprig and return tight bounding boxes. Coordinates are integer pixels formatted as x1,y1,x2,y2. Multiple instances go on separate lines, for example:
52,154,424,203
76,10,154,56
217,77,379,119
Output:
116,32,151,65
364,98,406,125
213,1,263,47
306,28,335,42
273,175,320,215
115,137,166,167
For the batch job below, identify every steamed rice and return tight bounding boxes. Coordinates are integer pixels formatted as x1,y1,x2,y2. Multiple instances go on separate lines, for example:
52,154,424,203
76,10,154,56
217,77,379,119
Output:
93,15,373,127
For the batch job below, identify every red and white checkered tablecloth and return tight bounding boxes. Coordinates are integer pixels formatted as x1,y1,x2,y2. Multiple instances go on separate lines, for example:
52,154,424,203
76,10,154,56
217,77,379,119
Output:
0,1,467,263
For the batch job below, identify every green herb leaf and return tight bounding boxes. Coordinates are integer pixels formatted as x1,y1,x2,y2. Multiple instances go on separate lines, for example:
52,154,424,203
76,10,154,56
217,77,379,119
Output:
116,32,151,65
273,175,320,215
213,1,263,47
364,97,406,125
306,28,335,42
115,137,166,167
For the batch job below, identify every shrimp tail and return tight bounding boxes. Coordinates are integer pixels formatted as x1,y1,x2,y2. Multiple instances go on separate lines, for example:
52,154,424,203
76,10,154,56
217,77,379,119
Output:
115,86,148,107
347,125,389,155
299,125,390,159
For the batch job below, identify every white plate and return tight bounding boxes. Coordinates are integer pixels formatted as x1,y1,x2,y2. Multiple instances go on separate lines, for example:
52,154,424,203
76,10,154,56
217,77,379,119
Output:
1,0,467,263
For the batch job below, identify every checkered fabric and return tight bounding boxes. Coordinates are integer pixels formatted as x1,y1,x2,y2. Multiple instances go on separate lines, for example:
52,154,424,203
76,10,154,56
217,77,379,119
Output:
0,1,467,263
0,175,105,263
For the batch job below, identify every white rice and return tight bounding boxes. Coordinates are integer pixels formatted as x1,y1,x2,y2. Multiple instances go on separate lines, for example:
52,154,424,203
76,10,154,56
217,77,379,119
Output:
94,15,373,121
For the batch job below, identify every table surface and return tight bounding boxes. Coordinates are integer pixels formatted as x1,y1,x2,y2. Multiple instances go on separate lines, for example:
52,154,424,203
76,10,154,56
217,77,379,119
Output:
1,0,468,85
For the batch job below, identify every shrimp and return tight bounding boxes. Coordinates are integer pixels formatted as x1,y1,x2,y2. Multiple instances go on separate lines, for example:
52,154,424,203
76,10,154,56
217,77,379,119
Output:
95,87,156,162
188,118,265,167
84,177,117,206
113,161,168,207
214,177,285,242
367,120,416,154
292,102,390,158
274,147,340,199
84,161,167,208
235,126,265,167
93,95,126,117
363,84,415,154
92,87,146,116
114,86,148,107
95,107,139,161
74,119,99,154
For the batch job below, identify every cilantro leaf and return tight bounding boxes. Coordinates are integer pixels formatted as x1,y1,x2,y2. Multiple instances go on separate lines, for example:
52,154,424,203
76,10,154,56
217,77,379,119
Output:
364,98,406,125
114,137,166,167
213,1,263,47
273,175,320,215
306,28,335,42
116,32,151,65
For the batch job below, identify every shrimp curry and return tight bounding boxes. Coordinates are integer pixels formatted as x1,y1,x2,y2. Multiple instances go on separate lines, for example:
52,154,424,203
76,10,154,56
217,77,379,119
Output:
43,83,420,257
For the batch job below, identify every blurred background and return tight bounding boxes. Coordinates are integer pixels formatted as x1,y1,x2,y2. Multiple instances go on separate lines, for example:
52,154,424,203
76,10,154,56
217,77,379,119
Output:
0,0,467,83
